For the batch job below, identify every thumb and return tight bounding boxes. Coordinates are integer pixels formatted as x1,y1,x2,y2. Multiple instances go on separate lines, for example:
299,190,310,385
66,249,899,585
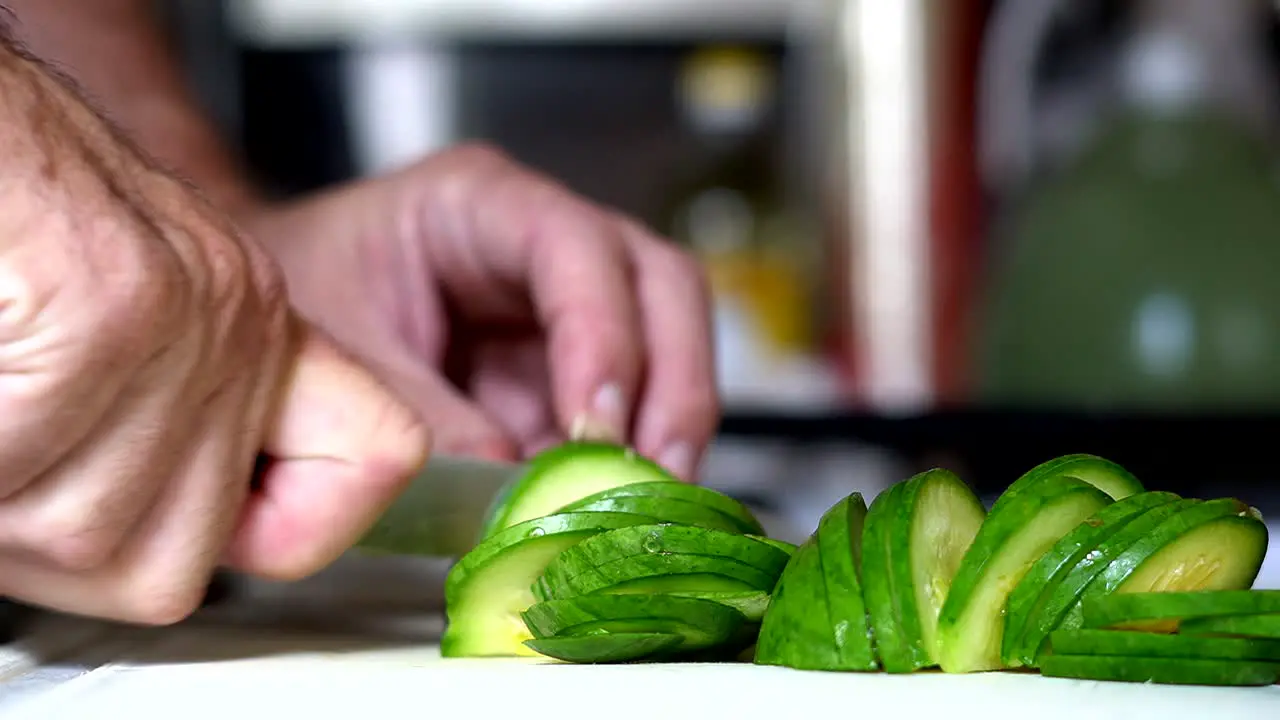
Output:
223,323,431,581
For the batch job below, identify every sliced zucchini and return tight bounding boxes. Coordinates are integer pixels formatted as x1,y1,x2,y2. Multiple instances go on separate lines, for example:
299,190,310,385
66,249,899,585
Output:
754,534,838,670
541,556,776,599
1072,499,1267,633
860,483,918,672
816,492,878,671
863,470,986,672
667,591,770,622
521,595,747,656
1049,628,1280,662
1040,655,1280,687
478,442,679,539
533,525,790,601
523,633,684,664
549,525,788,572
936,476,1113,673
902,470,986,667
441,511,653,658
1015,498,1201,666
557,481,765,535
990,454,1143,518
751,536,799,556
562,495,750,533
1002,490,1181,666
1082,590,1280,630
1181,613,1280,639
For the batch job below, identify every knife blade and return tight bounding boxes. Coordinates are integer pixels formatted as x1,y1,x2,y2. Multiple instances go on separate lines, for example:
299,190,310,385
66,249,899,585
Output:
356,455,525,558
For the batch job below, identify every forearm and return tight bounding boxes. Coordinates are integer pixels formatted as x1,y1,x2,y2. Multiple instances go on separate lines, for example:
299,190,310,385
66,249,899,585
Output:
4,0,259,215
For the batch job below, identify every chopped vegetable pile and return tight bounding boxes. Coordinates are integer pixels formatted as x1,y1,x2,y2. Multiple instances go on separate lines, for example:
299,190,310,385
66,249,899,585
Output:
441,442,1277,687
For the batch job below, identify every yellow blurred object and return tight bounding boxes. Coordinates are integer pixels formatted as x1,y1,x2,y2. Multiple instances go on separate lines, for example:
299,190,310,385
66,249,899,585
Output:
666,45,815,370
679,46,775,127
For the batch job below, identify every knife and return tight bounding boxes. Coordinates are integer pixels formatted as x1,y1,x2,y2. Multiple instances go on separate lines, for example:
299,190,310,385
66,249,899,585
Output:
355,455,526,558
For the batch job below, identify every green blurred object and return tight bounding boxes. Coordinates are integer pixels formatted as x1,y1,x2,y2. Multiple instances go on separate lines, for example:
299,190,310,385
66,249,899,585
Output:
356,455,524,558
978,109,1280,411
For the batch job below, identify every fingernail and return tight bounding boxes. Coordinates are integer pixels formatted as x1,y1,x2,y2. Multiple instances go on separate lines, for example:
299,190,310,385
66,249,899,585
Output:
658,442,696,481
571,383,627,443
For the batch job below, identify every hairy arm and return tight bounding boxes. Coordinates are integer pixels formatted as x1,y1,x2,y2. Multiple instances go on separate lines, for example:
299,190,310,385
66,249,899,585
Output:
4,0,259,215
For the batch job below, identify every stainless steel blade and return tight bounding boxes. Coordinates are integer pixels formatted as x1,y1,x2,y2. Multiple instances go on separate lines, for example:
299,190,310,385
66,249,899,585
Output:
356,455,525,558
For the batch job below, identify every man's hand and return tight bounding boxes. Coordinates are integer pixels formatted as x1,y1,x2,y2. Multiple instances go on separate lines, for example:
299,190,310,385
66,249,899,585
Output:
253,145,719,480
0,45,428,625
4,0,719,480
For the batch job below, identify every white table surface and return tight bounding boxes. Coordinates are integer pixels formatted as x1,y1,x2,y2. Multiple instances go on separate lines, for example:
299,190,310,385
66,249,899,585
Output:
4,621,1280,720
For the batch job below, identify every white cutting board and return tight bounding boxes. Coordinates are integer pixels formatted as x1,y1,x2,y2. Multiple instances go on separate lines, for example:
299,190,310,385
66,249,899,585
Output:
5,545,1280,720
5,624,1280,720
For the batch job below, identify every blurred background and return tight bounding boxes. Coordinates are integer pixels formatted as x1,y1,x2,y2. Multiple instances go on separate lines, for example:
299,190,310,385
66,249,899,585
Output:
153,0,1280,548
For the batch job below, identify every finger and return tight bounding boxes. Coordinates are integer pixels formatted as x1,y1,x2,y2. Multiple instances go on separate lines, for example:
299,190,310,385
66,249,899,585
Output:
106,372,261,625
222,326,431,581
622,224,720,481
0,232,176,499
0,352,201,572
467,335,564,457
370,340,518,462
0,374,255,626
423,147,647,444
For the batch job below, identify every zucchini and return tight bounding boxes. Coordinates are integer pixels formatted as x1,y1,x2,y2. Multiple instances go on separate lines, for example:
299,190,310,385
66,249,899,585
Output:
1015,498,1201,666
990,454,1143,518
936,476,1113,673
667,591,770,622
1002,491,1181,666
1049,628,1280,662
557,481,766,535
1181,613,1280,639
1082,590,1280,630
755,493,878,672
754,535,838,670
533,525,789,600
541,557,775,599
553,495,747,534
479,442,679,539
441,511,653,657
860,483,917,671
862,470,985,672
523,633,683,663
1040,655,1280,687
816,492,878,671
751,536,799,556
521,595,747,658
1071,499,1267,633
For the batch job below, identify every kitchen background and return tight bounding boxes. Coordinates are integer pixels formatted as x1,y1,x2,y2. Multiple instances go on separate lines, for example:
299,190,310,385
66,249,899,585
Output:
157,0,1280,551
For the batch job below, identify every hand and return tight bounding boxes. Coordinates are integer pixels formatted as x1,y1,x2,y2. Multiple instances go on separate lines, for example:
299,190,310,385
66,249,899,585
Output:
0,50,429,625
253,144,718,479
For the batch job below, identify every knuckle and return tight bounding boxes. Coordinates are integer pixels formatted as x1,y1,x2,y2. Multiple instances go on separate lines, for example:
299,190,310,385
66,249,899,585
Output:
202,237,253,315
444,141,512,170
0,262,52,340
240,244,291,344
118,579,206,626
90,255,190,352
253,255,290,318
97,254,182,343
25,514,122,572
371,402,433,481
555,314,640,376
684,394,722,437
653,239,711,296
